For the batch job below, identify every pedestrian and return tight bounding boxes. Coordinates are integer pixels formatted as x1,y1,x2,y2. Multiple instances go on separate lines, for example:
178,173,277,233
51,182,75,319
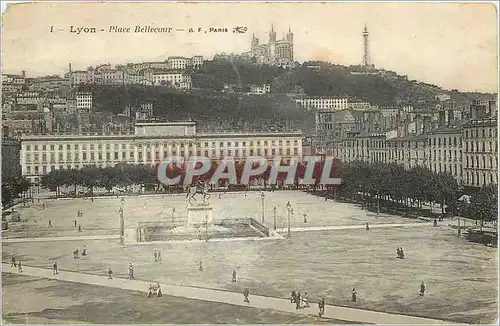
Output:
232,269,237,282
154,251,158,262
433,219,438,227
302,292,310,307
128,263,134,279
11,257,16,267
199,260,203,272
352,288,357,302
53,261,58,275
82,245,87,256
73,249,79,259
397,247,401,258
157,251,162,262
296,292,301,310
74,220,77,227
147,284,154,298
318,298,325,317
156,283,163,297
108,268,113,279
420,281,426,296
400,247,405,259
78,225,82,232
303,214,307,224
18,261,23,273
48,220,52,228
243,287,250,303
366,222,370,230
291,290,297,303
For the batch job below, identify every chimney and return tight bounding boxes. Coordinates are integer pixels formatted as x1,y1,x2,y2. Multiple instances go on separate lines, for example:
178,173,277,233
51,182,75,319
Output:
69,63,72,73
21,70,26,78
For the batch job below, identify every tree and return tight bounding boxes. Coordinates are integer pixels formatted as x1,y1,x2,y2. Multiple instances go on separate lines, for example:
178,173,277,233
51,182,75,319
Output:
80,165,100,195
41,170,67,197
469,184,498,223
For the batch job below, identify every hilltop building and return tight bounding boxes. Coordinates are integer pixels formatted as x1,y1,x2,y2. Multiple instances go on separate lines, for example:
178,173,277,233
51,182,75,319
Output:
248,25,294,66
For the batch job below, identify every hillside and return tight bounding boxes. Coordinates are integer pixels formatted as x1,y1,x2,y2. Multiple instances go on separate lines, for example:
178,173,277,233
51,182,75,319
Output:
76,85,314,133
195,59,495,107
76,59,495,133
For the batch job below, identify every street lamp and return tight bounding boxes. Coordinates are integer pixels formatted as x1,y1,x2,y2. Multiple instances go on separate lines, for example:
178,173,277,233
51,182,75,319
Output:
273,205,277,231
205,214,209,242
261,192,265,223
119,202,125,246
286,202,292,238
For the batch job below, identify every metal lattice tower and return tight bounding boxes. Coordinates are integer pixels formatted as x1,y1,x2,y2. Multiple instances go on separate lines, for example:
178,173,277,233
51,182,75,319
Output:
362,24,371,67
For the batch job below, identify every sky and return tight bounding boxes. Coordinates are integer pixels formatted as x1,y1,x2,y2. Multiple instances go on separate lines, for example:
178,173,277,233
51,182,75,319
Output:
1,1,498,93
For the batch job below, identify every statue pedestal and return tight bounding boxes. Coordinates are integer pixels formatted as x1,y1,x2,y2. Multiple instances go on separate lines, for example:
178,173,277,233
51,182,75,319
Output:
187,204,214,227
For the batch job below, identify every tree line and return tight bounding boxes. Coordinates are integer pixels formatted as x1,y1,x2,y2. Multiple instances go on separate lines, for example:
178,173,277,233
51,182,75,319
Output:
335,160,497,222
37,160,497,222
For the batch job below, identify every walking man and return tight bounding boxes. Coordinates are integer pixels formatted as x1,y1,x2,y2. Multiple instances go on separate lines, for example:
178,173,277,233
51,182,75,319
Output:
420,281,426,296
154,251,158,262
199,260,203,272
318,298,325,317
74,220,77,227
18,261,23,273
157,251,162,261
366,222,370,231
243,287,250,303
53,261,58,275
296,292,301,310
78,225,82,232
128,263,135,279
352,288,357,302
82,245,87,256
11,257,16,267
232,269,237,282
48,220,52,228
108,268,113,279
73,249,79,259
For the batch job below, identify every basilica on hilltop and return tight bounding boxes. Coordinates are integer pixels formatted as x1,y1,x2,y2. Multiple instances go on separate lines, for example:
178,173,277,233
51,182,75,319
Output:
248,25,294,66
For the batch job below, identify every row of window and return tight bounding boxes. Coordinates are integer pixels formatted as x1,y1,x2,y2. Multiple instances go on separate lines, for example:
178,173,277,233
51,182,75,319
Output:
465,171,497,186
348,133,498,150
24,139,300,152
464,141,497,153
465,155,498,169
25,148,301,164
464,128,497,139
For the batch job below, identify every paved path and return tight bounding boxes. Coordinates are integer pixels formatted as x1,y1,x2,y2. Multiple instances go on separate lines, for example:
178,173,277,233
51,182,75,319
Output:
2,263,451,324
287,222,430,233
2,235,119,243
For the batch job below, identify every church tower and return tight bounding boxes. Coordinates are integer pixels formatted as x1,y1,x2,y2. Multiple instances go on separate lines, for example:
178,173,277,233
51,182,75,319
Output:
269,24,276,43
286,26,294,44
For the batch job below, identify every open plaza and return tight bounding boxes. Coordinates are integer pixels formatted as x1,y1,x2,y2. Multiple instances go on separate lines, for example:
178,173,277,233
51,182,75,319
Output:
2,190,498,324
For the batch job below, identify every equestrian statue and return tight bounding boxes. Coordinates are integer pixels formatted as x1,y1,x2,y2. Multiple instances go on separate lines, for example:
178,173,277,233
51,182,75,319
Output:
186,180,210,206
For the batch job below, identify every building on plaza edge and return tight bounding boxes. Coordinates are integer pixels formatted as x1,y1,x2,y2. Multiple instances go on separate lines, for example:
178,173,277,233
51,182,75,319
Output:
19,121,303,184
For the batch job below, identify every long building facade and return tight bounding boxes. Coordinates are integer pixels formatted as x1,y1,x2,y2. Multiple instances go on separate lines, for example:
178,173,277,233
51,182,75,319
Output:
19,121,303,184
331,116,497,188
